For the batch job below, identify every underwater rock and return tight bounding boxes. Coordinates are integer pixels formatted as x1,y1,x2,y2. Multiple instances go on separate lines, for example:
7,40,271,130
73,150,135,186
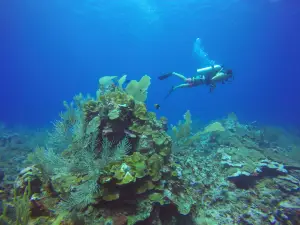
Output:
254,159,288,176
227,171,257,189
0,133,23,149
228,159,296,191
221,153,244,168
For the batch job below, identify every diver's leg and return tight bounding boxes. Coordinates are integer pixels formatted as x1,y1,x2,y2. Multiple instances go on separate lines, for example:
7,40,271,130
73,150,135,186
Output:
171,72,187,81
158,72,187,81
173,83,190,90
164,83,190,99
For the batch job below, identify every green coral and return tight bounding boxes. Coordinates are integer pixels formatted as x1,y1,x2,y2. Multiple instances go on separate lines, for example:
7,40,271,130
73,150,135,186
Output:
0,202,10,224
99,76,118,86
202,122,225,133
125,75,151,102
83,100,99,122
102,188,120,201
171,110,203,146
124,152,148,179
134,103,148,120
171,110,192,143
108,108,120,120
117,172,136,185
127,199,153,225
159,145,172,157
23,75,191,224
152,132,167,146
136,181,155,194
14,181,32,225
105,152,148,186
118,74,128,89
149,192,164,204
99,90,135,107
148,154,164,181
129,123,152,135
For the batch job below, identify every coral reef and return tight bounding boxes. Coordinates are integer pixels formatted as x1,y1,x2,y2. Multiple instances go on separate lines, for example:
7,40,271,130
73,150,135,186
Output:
1,75,194,225
1,78,300,225
171,112,300,224
0,123,48,221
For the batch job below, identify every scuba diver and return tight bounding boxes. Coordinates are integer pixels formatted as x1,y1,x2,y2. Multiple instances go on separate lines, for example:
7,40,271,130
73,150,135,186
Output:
158,65,233,98
158,38,234,99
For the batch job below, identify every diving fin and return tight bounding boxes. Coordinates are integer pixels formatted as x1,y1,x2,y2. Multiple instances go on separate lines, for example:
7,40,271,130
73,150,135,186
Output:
158,72,173,80
164,86,175,99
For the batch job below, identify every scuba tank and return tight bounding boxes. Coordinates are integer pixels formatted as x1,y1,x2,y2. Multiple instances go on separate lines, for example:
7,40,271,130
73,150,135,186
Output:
211,72,232,83
196,65,222,75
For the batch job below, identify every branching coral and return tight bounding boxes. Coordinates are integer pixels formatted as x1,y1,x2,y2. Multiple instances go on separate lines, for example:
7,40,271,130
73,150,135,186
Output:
57,137,130,211
47,99,82,153
27,146,70,175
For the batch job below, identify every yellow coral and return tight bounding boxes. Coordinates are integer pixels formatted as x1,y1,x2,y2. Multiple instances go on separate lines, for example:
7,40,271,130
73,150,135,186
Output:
118,74,127,89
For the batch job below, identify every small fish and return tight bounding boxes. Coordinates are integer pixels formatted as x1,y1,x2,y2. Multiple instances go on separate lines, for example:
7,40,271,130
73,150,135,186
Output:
154,104,160,110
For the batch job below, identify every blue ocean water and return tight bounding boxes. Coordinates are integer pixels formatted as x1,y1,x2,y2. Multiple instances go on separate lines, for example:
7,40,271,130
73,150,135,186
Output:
1,0,300,128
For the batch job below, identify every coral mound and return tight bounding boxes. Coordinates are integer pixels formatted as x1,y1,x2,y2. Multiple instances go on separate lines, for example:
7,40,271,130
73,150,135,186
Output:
1,76,195,225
